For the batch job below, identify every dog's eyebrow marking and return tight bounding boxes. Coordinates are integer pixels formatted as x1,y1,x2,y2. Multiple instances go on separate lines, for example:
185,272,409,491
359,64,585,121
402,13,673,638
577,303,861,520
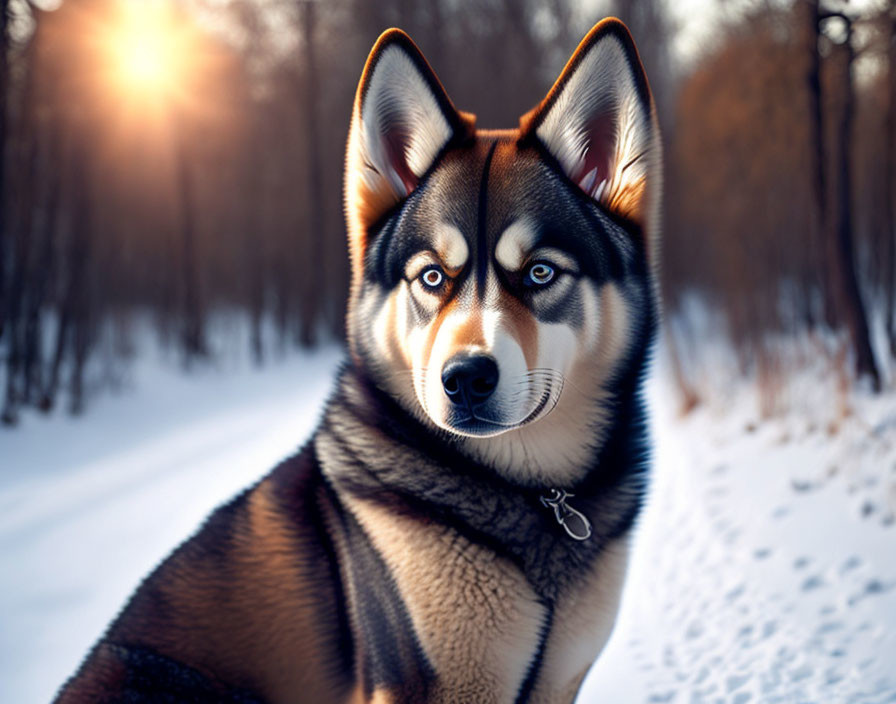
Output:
529,247,579,273
433,222,469,273
495,219,538,272
404,252,437,281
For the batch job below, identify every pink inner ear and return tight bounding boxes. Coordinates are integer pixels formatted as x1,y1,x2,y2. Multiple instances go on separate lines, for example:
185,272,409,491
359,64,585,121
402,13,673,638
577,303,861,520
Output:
382,127,419,196
573,111,616,200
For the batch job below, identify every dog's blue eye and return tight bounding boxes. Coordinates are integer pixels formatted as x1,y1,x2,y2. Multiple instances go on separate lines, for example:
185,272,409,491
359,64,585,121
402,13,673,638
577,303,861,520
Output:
420,267,444,289
526,262,555,287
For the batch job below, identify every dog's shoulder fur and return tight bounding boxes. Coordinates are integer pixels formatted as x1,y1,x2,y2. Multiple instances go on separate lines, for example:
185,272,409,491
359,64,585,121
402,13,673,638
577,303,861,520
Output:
57,17,661,704
57,446,357,703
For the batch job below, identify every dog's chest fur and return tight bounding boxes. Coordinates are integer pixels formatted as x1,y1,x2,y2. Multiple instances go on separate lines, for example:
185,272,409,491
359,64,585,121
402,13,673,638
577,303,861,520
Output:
315,369,642,703
343,495,629,703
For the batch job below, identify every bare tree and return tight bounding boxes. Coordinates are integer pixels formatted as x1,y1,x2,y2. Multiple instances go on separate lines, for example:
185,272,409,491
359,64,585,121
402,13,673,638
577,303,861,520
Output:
803,0,836,329
298,0,323,348
822,10,881,390
174,123,207,363
0,0,8,339
885,1,896,358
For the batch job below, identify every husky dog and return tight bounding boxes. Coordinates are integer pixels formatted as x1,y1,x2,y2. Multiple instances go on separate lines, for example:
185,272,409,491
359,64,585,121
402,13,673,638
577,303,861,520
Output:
57,17,661,704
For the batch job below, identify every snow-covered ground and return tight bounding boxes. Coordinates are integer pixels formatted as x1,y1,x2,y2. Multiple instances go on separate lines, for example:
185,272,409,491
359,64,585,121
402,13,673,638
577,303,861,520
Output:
585,358,896,703
0,341,342,703
1,342,895,703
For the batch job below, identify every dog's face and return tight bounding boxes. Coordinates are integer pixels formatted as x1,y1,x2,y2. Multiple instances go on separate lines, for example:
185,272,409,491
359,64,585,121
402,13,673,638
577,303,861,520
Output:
344,20,661,480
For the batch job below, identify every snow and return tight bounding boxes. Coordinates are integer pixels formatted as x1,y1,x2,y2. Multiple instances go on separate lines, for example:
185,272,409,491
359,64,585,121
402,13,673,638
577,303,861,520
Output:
2,339,895,703
582,357,896,703
0,341,342,703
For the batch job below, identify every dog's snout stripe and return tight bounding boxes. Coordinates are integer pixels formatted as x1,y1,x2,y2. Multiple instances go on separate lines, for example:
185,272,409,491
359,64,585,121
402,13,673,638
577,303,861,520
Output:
476,141,499,300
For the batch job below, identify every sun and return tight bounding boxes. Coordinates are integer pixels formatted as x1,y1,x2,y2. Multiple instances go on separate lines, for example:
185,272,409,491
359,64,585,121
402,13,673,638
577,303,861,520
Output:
101,1,193,102
123,35,167,86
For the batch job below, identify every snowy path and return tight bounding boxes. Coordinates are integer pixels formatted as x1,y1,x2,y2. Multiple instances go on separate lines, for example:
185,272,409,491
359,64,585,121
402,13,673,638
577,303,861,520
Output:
0,348,341,703
2,350,895,703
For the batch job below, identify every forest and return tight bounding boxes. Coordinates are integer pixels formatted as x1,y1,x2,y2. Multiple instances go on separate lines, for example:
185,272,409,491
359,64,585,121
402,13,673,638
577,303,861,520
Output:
0,0,895,423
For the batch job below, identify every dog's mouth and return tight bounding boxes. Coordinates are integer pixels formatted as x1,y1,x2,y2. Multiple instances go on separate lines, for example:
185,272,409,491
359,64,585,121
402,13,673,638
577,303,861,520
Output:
435,372,565,438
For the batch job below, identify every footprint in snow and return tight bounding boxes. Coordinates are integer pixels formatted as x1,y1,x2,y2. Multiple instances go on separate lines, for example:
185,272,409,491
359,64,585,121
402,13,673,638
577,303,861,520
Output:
801,575,825,592
791,479,815,493
860,500,876,518
815,621,843,635
847,579,895,606
725,583,746,602
772,505,790,519
840,555,862,574
726,672,750,692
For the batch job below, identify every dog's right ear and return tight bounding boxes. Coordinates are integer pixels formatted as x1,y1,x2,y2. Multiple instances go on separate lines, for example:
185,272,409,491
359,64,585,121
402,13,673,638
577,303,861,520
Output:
519,19,659,232
345,29,472,271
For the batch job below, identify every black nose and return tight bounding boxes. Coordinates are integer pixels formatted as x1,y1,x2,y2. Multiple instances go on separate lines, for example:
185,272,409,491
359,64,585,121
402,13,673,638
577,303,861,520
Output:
441,353,499,407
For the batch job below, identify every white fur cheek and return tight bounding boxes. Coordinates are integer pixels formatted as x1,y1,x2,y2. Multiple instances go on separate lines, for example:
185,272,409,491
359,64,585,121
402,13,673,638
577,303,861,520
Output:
579,280,602,352
408,324,433,411
371,295,394,362
594,283,632,370
394,285,410,349
488,330,529,419
536,323,578,376
371,284,409,363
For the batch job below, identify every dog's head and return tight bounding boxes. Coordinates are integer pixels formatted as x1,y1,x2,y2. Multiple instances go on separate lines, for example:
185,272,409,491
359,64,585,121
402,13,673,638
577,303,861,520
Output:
344,20,661,484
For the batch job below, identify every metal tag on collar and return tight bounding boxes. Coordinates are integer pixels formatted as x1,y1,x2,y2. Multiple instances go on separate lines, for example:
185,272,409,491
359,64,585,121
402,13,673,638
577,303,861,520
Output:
540,488,592,541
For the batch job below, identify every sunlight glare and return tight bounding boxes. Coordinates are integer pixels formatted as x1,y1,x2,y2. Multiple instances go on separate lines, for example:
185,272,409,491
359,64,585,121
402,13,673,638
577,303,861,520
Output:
104,1,192,101
124,37,166,86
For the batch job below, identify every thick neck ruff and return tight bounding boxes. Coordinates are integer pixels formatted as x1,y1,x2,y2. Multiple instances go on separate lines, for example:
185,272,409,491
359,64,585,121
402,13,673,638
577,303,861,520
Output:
316,362,649,602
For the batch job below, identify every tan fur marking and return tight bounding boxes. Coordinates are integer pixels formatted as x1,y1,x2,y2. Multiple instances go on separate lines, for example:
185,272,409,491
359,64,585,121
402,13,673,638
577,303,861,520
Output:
494,219,536,272
404,252,436,281
369,689,397,704
449,307,485,350
421,297,459,365
433,222,469,273
606,175,647,224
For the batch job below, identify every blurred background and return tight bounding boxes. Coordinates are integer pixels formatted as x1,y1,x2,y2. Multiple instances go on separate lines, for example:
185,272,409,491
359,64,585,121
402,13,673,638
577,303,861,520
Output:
0,0,894,422
2,1,896,702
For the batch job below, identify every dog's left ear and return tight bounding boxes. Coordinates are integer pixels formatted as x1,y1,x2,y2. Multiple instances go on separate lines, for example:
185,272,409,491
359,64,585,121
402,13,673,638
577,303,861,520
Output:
345,29,473,275
521,19,660,229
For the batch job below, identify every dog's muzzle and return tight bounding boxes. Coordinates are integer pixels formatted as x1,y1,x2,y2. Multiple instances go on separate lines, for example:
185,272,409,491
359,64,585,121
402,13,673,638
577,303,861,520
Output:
441,353,498,410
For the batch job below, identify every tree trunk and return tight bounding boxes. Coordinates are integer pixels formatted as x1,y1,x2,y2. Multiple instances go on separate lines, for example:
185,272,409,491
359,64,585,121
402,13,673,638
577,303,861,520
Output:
63,140,92,415
885,2,896,359
174,121,206,363
804,0,834,329
25,122,63,408
829,28,881,390
298,0,323,347
244,130,265,365
0,36,40,425
0,0,9,339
